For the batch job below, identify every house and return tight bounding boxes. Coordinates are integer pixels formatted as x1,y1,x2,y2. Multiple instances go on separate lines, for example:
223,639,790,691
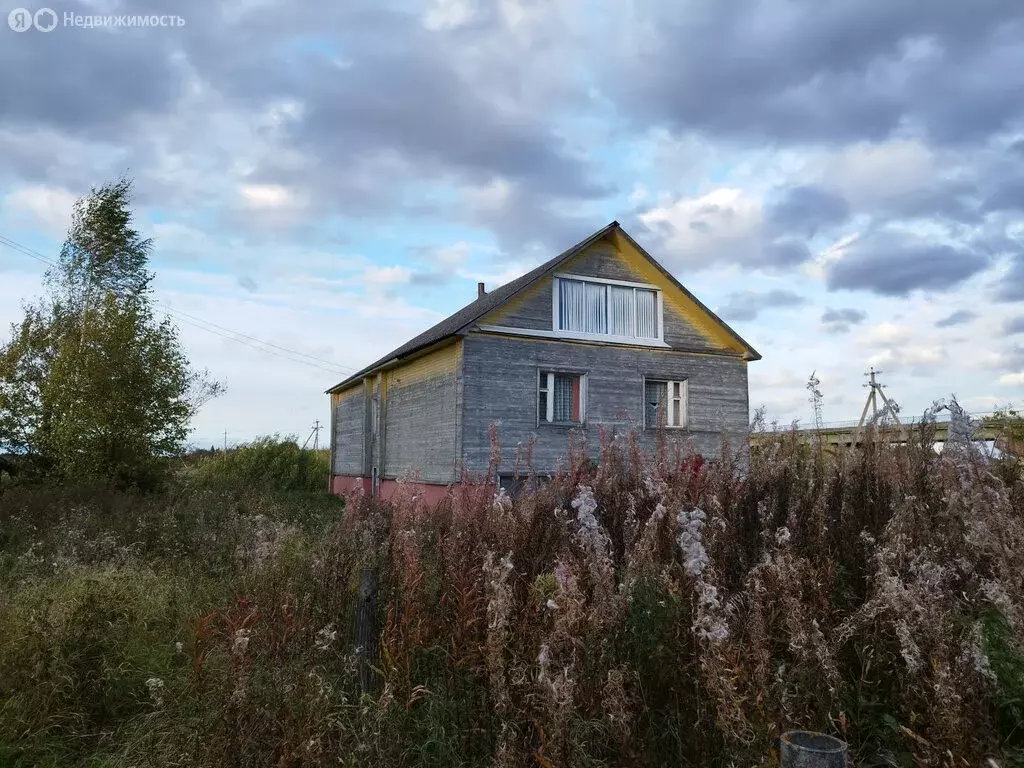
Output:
327,221,760,503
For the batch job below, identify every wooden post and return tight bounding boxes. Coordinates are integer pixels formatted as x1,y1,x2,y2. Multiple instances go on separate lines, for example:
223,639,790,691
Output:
356,568,380,695
780,731,847,767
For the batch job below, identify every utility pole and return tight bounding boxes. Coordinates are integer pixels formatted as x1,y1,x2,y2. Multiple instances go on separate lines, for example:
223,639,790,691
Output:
807,370,824,432
223,429,227,451
853,367,902,444
302,420,322,450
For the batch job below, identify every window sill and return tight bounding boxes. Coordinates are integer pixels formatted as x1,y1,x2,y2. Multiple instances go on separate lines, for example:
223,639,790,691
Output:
538,421,586,428
476,324,670,348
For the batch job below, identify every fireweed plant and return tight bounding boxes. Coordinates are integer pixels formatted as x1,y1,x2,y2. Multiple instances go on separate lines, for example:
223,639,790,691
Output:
0,402,1022,766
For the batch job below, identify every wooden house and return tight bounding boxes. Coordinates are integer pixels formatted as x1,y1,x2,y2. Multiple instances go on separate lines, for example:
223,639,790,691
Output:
327,221,760,503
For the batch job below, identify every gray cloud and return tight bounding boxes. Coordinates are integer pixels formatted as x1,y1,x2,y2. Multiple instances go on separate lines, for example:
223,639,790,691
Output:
1005,316,1024,335
608,0,1024,145
767,185,850,237
995,253,1024,301
0,17,185,139
826,232,993,296
763,239,813,267
4,0,1024,286
606,1,1024,293
0,0,606,254
984,178,1024,213
717,289,807,322
935,309,979,328
821,307,867,333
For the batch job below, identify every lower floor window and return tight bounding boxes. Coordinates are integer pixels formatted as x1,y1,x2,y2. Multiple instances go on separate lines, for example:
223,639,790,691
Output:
645,379,688,428
539,371,585,424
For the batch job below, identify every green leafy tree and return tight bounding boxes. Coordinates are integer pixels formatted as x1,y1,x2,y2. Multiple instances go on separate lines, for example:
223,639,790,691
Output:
0,178,222,487
985,407,1024,455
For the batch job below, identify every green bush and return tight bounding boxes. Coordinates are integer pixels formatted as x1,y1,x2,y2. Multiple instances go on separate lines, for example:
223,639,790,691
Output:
180,436,330,493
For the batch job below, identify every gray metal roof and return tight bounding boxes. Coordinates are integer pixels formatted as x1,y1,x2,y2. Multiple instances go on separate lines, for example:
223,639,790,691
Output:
326,221,759,393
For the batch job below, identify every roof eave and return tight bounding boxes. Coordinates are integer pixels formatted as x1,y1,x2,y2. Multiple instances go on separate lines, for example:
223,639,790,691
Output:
612,227,762,362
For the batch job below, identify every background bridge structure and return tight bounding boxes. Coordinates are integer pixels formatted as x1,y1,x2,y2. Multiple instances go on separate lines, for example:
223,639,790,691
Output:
751,410,1002,449
751,367,1006,450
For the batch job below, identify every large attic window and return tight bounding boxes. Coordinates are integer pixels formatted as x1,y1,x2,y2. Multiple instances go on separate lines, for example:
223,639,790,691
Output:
553,273,662,343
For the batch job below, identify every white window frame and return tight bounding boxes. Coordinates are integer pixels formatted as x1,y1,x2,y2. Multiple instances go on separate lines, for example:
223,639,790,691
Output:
537,368,587,426
551,273,664,345
643,377,689,429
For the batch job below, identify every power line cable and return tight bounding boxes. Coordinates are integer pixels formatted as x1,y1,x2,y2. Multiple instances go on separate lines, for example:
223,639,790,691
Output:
155,303,354,372
0,231,357,375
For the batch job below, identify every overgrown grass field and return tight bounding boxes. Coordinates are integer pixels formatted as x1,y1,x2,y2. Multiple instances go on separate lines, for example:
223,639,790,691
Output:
0,424,1022,767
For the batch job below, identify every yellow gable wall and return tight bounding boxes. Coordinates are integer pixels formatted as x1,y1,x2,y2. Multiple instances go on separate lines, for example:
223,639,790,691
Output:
383,339,462,392
607,231,748,356
481,233,749,357
330,339,462,403
331,386,360,407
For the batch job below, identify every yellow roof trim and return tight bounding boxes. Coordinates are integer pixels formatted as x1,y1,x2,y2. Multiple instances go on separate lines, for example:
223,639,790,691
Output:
610,229,760,360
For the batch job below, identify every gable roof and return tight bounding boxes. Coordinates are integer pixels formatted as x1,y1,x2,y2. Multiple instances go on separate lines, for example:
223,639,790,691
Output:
327,221,760,393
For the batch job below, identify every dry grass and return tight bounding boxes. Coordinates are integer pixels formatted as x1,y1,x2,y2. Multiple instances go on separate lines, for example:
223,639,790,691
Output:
0,412,1022,767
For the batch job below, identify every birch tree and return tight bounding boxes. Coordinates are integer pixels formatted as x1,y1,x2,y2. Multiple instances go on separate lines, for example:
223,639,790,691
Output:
0,178,222,488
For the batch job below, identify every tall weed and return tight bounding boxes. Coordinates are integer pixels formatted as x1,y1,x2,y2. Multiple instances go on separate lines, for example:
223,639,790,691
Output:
0,414,1022,766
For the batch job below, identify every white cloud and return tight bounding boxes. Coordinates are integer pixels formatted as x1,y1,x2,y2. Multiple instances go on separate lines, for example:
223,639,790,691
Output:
466,177,513,211
628,183,649,204
4,185,76,238
361,265,414,289
638,187,764,265
811,139,936,206
859,321,912,347
997,372,1024,387
240,184,297,209
804,232,860,280
434,242,473,268
424,0,477,30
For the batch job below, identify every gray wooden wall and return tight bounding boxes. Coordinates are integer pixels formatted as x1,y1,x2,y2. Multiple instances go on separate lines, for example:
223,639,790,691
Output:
382,369,461,483
460,334,749,475
333,391,365,476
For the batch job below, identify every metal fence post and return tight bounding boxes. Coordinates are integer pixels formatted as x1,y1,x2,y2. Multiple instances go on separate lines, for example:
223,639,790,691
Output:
780,731,847,767
356,568,380,695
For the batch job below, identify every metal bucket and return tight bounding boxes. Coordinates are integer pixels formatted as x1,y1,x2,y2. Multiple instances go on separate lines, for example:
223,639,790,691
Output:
779,731,848,767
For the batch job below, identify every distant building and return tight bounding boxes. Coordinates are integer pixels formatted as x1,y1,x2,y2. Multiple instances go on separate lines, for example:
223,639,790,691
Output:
327,221,760,503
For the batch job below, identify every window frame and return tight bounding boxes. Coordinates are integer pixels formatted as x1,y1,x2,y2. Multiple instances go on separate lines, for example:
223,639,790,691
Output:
551,273,664,345
536,368,588,427
643,377,690,429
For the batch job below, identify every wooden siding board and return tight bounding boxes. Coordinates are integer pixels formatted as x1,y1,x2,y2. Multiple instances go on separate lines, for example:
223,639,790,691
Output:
482,243,718,352
488,280,553,330
383,370,459,483
333,391,365,475
460,334,748,474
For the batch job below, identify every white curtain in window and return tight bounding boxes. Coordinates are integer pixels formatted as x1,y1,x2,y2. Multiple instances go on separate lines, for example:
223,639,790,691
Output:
584,282,606,333
609,286,634,336
558,278,585,332
553,374,574,422
636,289,658,338
559,279,607,334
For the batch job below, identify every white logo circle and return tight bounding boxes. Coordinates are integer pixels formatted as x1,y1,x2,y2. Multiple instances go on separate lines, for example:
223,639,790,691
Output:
34,7,57,31
8,7,33,31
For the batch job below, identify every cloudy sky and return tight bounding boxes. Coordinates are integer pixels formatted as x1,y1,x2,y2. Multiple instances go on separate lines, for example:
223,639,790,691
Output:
2,0,1023,444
